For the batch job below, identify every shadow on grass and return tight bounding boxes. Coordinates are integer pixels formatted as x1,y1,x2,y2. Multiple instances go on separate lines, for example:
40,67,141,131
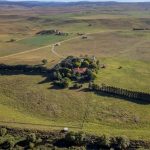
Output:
92,90,149,105
0,67,149,105
0,70,52,83
48,85,65,90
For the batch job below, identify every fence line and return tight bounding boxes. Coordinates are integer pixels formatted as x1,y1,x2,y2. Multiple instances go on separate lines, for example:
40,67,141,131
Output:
89,83,150,102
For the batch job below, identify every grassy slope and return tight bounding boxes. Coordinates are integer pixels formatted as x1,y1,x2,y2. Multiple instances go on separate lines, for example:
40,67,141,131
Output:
0,7,150,140
0,75,150,140
0,35,72,57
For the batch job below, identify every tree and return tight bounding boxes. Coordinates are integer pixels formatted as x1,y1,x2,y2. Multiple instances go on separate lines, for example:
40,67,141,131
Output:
86,70,97,81
62,77,71,88
57,72,62,80
74,61,81,68
81,60,89,67
100,134,111,147
96,60,100,66
42,59,48,65
89,62,97,69
0,128,7,136
27,133,36,143
114,136,130,149
73,83,82,89
65,132,86,146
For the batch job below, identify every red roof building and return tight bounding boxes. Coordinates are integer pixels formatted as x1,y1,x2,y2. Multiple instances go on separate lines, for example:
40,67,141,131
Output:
73,68,87,74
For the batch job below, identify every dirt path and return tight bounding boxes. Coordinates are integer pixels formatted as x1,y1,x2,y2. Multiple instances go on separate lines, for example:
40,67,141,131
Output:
0,30,117,59
0,45,52,59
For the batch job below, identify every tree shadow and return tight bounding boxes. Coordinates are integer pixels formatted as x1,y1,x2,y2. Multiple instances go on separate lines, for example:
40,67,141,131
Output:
0,64,54,84
0,65,149,105
78,87,150,105
48,85,65,90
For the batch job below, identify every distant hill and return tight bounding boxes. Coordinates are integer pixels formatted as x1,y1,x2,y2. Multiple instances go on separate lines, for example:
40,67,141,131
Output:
0,1,150,8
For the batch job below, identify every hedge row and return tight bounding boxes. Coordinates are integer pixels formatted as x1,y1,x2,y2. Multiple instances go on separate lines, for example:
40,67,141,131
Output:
89,83,150,102
1,127,150,149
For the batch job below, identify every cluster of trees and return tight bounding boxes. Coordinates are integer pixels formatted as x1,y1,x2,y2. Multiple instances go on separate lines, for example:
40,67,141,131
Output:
0,128,15,149
0,56,100,89
51,56,100,88
89,83,150,102
36,29,69,36
1,127,149,149
0,128,43,149
64,132,130,149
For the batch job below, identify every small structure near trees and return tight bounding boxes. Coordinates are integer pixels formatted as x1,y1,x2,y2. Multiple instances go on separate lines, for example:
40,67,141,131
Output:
36,29,68,36
82,36,88,39
50,56,100,88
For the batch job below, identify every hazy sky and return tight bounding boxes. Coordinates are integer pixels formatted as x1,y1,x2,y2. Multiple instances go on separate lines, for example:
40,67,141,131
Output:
6,0,150,2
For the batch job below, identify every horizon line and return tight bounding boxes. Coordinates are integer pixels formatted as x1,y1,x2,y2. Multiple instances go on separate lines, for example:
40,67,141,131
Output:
4,0,150,3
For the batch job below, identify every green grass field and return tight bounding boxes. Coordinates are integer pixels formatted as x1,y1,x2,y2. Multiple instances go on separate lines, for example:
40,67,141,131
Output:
0,4,150,141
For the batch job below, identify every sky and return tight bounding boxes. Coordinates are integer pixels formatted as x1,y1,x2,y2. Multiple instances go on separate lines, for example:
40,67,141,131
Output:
6,0,150,2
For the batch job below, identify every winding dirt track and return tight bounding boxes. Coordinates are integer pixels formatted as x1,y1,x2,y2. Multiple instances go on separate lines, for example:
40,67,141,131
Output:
0,30,117,59
0,36,80,59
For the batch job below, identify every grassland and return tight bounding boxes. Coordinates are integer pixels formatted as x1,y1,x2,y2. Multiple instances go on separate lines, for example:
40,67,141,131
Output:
0,2,150,141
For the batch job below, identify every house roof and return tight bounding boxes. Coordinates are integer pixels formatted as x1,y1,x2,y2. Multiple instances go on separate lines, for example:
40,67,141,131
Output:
73,68,87,74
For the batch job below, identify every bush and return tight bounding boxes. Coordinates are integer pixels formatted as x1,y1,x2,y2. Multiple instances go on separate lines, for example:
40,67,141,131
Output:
73,83,82,89
0,135,15,149
54,78,71,88
52,71,62,80
65,132,86,146
86,70,97,81
6,137,15,149
0,128,7,136
114,136,130,149
62,77,71,88
27,133,36,143
81,61,89,67
96,60,100,66
99,134,111,147
29,142,35,149
66,72,72,78
42,59,48,65
89,63,98,69
74,62,81,68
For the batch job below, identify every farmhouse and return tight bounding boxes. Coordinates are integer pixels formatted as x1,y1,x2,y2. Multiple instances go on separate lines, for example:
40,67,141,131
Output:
73,67,87,74
36,29,68,36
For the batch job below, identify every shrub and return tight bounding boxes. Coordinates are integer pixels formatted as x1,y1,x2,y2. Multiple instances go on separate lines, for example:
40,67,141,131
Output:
86,70,97,81
96,60,100,66
65,131,76,143
27,133,36,143
0,128,7,136
114,136,130,149
42,59,48,65
99,134,111,147
65,132,86,146
57,72,62,80
29,142,35,149
62,77,71,88
73,83,82,89
81,60,89,67
52,71,62,80
54,78,71,88
6,137,15,149
89,63,98,69
66,72,72,78
0,135,15,149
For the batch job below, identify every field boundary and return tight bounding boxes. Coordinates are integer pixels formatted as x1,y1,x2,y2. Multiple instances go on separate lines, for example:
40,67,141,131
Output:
89,83,150,103
0,30,117,59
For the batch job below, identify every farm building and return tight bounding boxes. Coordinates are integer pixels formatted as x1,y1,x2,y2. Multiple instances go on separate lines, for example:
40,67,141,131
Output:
73,68,87,74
